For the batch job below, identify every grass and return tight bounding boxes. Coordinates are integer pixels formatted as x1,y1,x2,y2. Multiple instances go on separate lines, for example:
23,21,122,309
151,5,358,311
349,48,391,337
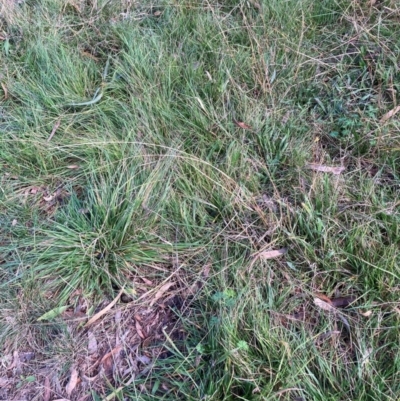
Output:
0,0,399,400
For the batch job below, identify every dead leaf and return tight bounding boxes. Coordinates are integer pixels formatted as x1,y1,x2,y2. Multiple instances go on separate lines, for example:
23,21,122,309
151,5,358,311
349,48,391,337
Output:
43,194,54,202
141,277,153,285
88,331,97,355
380,105,400,123
234,120,253,130
331,296,356,308
30,186,41,194
135,320,145,339
61,310,86,321
66,165,80,169
47,118,61,142
314,298,335,312
84,289,123,328
100,345,122,375
150,282,175,306
314,292,333,305
44,376,51,401
202,263,211,278
1,82,8,100
65,366,79,396
307,164,345,175
258,248,287,259
154,11,162,16
8,351,19,370
81,51,99,61
360,310,373,317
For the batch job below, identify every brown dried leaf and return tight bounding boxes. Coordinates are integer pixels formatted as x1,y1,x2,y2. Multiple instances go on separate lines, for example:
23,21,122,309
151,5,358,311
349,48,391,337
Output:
234,120,253,130
100,345,122,375
313,292,333,305
141,277,153,285
258,248,287,259
154,11,162,16
87,331,97,355
307,164,345,175
61,310,86,321
8,351,19,370
151,282,175,306
380,105,400,123
43,194,54,202
202,263,211,278
135,320,145,339
81,51,99,61
30,186,41,194
84,289,123,328
65,366,79,396
360,310,373,317
314,298,335,312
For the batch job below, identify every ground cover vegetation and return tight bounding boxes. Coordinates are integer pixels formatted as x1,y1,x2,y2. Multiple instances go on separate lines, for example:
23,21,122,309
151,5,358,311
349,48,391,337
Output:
0,0,399,400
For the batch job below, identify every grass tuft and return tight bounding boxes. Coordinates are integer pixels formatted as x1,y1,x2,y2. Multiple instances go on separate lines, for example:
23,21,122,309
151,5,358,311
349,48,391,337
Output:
1,0,399,400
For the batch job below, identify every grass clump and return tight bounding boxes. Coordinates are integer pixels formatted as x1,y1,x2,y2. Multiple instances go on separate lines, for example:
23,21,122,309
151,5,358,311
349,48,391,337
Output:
0,0,399,400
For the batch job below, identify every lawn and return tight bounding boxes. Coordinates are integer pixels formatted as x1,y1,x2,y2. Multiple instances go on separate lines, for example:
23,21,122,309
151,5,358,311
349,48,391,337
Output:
0,0,399,400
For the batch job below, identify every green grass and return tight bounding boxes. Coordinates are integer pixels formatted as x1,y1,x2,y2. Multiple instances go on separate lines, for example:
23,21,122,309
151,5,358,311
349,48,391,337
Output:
0,0,399,400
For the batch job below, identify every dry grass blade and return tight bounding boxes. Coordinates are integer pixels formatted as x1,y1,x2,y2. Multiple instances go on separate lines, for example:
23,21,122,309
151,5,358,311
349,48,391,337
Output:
307,164,345,175
380,105,400,123
84,289,123,328
43,376,51,401
47,118,61,142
